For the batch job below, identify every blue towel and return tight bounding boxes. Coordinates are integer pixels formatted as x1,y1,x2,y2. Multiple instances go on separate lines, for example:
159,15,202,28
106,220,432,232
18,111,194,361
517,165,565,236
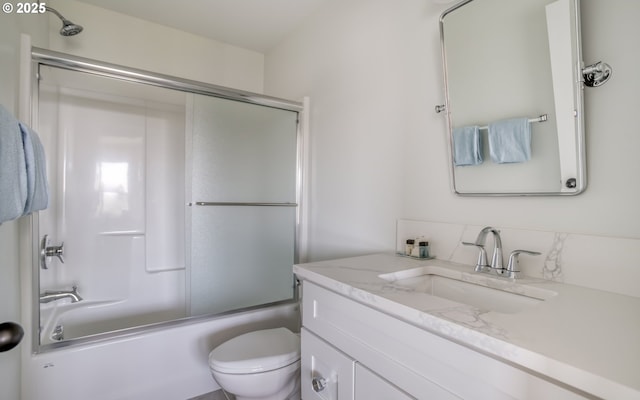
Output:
0,105,28,223
453,125,482,166
488,118,532,163
20,122,49,214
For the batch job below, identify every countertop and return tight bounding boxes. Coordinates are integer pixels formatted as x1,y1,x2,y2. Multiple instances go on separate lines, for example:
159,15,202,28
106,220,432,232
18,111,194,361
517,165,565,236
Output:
293,253,640,399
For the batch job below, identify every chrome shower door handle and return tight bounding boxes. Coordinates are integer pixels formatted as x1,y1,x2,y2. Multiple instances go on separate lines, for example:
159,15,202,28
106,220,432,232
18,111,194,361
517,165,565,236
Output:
40,234,65,269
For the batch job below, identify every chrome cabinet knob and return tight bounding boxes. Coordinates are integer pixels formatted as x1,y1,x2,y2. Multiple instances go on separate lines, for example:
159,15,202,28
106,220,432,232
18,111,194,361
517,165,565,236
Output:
311,376,327,392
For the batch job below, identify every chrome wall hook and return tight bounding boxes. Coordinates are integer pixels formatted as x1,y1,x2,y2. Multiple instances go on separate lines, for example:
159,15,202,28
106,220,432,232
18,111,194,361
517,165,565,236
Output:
582,61,612,87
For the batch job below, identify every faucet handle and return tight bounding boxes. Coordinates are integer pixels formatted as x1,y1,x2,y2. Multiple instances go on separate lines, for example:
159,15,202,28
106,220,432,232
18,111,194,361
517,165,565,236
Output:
501,249,541,279
462,242,491,273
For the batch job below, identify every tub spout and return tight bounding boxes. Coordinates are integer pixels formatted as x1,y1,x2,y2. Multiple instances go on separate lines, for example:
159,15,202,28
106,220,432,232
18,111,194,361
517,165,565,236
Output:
40,285,83,304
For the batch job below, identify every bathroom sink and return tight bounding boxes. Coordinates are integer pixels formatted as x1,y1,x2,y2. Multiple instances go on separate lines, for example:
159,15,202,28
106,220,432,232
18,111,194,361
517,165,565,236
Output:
378,266,556,314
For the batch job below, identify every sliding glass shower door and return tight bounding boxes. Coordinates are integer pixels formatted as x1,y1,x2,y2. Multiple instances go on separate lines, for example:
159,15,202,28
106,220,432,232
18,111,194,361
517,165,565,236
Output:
188,95,299,316
32,48,304,349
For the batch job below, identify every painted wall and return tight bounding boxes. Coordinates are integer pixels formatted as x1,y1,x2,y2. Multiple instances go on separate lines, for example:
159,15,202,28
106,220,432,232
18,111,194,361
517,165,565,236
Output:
265,0,640,267
46,0,265,93
266,0,415,259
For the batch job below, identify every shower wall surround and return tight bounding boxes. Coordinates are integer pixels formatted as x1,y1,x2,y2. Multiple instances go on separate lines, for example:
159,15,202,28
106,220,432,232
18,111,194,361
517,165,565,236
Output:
397,219,640,298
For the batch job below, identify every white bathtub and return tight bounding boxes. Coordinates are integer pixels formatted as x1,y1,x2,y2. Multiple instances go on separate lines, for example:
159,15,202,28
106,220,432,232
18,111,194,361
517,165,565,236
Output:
39,300,188,346
24,302,299,400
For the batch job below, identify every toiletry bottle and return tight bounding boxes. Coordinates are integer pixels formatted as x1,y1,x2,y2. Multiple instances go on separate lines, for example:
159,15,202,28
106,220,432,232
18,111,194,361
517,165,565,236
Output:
419,241,430,258
405,239,415,256
411,239,421,257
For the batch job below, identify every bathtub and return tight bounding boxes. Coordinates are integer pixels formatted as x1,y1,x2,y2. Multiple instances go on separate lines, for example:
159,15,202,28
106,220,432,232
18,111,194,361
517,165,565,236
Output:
39,300,187,346
24,302,299,400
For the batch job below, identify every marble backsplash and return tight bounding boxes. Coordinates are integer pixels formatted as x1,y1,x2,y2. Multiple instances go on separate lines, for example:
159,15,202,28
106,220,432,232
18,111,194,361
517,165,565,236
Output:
396,219,640,298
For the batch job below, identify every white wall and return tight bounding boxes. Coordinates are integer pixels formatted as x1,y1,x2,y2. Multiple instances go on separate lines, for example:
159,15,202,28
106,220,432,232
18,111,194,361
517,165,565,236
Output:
266,0,419,260
265,0,640,266
47,0,265,93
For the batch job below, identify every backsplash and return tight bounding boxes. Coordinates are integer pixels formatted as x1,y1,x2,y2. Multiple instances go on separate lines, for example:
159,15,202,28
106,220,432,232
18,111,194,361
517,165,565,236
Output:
396,219,640,298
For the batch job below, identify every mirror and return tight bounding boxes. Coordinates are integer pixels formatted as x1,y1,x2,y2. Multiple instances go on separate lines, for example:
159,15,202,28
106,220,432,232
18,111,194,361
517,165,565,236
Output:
440,0,586,195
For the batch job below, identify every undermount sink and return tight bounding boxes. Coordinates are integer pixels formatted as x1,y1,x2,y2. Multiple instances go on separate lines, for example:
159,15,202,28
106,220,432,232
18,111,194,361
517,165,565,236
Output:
378,266,556,314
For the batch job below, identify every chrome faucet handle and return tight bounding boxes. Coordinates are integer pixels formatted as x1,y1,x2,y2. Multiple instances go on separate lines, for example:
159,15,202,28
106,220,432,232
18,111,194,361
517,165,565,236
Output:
500,249,541,279
40,234,65,269
462,242,491,272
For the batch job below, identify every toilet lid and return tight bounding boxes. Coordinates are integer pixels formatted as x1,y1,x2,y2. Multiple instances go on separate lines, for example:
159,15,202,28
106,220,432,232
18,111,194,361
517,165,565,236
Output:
209,327,300,374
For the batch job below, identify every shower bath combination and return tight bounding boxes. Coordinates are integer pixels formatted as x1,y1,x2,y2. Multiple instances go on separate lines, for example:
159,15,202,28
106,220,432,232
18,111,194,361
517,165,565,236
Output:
23,12,304,396
41,2,83,36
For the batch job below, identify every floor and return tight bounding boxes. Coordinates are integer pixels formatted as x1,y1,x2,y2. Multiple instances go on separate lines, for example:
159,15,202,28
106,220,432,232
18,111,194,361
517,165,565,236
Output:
188,389,234,400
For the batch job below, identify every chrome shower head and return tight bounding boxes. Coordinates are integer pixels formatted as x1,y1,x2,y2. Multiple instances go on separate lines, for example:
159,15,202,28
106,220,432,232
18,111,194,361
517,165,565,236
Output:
60,19,83,36
45,6,83,36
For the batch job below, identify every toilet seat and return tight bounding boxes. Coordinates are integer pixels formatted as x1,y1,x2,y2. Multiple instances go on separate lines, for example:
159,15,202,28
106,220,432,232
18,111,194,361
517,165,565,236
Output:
209,327,300,374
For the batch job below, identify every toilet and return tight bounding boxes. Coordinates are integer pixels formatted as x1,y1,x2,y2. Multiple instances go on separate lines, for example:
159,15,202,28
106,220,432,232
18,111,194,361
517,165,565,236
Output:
208,327,301,400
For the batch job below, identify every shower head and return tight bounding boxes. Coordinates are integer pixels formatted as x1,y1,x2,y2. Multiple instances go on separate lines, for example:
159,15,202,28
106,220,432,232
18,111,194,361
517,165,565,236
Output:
45,6,83,36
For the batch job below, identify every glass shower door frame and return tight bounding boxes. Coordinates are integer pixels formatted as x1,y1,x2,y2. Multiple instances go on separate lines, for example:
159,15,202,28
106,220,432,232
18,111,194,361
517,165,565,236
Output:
29,47,307,352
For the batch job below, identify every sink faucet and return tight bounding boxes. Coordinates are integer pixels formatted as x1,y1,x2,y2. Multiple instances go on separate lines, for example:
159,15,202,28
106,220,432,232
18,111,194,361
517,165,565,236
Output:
463,226,503,272
463,227,541,279
39,285,83,304
486,228,504,271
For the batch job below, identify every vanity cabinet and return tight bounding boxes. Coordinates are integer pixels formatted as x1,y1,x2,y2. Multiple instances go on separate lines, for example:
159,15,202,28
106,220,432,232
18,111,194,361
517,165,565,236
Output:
301,328,354,399
354,364,414,400
301,328,413,400
300,280,586,399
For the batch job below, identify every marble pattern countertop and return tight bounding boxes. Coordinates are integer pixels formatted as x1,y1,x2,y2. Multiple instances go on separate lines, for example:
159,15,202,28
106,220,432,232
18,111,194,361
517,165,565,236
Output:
294,253,640,399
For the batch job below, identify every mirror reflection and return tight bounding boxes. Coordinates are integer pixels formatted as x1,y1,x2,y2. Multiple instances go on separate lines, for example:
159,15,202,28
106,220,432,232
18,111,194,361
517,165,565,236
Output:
440,0,586,195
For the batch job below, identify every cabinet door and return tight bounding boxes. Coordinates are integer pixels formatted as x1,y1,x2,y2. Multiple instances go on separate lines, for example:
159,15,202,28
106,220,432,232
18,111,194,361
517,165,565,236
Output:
355,364,415,400
301,328,355,400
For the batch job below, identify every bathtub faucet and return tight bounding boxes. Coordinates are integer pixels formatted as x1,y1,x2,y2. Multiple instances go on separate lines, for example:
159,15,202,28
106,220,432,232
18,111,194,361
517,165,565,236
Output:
39,285,83,304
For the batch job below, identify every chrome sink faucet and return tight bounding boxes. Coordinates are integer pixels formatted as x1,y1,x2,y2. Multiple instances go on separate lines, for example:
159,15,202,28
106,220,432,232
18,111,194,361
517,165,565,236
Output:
463,227,540,278
39,285,83,304
463,226,502,272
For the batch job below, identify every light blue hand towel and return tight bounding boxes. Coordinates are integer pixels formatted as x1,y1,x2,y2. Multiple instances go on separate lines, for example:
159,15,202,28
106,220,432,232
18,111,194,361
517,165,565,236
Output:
488,118,532,164
453,125,482,166
20,122,49,214
0,105,28,223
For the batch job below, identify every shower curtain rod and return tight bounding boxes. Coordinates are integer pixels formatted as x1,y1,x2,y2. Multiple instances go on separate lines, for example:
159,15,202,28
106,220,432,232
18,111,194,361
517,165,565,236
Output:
31,47,304,112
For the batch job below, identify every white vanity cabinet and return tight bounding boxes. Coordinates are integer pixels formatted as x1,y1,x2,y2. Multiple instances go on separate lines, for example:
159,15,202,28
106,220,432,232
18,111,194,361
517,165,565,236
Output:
300,280,586,400
301,328,414,400
301,328,354,399
354,364,414,400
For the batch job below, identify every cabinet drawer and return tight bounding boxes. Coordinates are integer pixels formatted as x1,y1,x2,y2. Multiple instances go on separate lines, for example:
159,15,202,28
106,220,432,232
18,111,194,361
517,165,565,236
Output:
301,328,355,399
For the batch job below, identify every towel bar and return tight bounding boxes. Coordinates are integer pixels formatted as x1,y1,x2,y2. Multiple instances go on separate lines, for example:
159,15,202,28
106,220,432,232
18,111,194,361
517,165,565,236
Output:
478,114,547,130
188,202,297,207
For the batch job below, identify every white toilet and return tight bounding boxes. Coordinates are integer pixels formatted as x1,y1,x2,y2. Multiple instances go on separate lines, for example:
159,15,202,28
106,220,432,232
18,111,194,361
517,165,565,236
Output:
208,327,301,400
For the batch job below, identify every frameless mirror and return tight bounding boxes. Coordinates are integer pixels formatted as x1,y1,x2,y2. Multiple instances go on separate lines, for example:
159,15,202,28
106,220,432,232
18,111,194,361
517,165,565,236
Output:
440,0,586,195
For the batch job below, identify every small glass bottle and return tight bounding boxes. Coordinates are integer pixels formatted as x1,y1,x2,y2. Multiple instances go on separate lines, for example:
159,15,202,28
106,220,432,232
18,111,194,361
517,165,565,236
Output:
405,239,415,256
418,241,430,258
